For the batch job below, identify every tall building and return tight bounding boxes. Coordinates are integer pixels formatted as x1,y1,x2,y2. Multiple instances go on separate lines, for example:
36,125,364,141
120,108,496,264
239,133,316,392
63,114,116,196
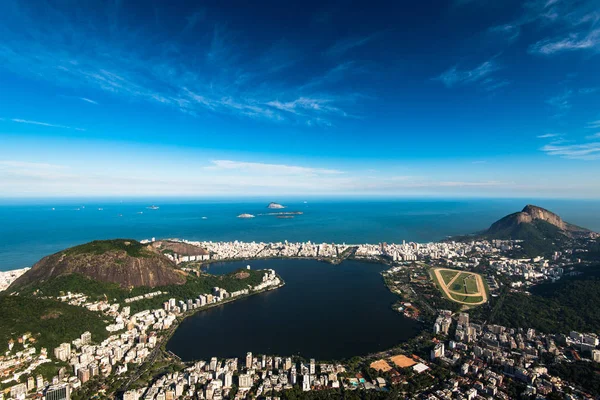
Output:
309,359,315,375
77,368,90,384
238,374,253,388
245,352,253,369
27,376,35,392
224,372,233,387
290,370,297,385
80,331,92,345
10,383,27,399
53,343,71,362
45,384,71,400
431,342,445,360
302,374,311,391
122,390,141,400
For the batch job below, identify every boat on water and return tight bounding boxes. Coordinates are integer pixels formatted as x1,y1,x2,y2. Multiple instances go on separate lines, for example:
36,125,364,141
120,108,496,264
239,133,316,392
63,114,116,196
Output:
147,205,160,210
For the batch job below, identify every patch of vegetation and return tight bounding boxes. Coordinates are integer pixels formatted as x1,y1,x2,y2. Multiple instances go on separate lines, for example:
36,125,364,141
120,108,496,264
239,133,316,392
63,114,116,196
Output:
16,268,270,314
547,360,600,396
64,239,152,258
18,273,128,300
439,270,458,286
480,272,600,333
462,295,484,304
486,219,569,257
0,295,109,353
464,276,479,294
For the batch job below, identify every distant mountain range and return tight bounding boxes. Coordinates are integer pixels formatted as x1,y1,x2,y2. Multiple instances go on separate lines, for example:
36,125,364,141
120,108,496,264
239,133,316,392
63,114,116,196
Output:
9,239,186,290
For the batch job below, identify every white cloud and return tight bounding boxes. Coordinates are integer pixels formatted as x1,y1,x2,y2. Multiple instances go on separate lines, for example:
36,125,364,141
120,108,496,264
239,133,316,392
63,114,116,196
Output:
537,133,561,138
0,160,71,180
9,119,85,131
325,33,380,58
546,90,572,110
541,142,600,160
435,60,502,88
205,160,344,176
529,29,600,55
80,97,98,104
488,24,521,42
0,2,362,127
266,97,345,119
587,120,600,129
0,160,65,169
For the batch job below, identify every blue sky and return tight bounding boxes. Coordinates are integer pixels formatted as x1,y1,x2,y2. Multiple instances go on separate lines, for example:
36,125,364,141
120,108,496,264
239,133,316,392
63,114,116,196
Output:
0,0,599,197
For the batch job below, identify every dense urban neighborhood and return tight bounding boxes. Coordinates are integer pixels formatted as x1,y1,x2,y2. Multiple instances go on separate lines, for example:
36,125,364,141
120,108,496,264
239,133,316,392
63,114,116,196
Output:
1,228,600,399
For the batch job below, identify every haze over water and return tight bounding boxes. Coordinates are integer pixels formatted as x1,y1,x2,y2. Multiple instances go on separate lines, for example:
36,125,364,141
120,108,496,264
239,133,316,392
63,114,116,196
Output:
1,198,600,271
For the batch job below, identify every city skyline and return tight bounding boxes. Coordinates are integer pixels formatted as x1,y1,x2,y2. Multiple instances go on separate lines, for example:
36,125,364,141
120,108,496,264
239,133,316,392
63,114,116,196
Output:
1,0,600,197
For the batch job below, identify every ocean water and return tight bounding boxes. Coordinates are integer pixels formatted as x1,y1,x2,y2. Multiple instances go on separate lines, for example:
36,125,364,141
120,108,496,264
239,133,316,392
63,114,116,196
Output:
1,197,599,271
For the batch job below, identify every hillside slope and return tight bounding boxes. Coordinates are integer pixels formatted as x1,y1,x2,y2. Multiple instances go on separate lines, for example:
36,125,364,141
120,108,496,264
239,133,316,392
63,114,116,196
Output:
10,239,186,290
485,204,590,239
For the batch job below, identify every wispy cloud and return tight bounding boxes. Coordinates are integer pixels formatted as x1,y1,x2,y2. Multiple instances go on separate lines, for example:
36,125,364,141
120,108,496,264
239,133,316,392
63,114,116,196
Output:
204,160,344,176
586,132,600,139
0,160,71,180
480,0,600,57
546,90,572,116
0,2,363,127
435,60,502,88
587,120,600,129
0,160,66,169
537,133,561,138
325,33,380,58
579,87,599,95
8,118,85,131
488,24,521,42
266,97,345,118
80,97,98,105
481,78,510,92
529,29,600,55
541,142,600,160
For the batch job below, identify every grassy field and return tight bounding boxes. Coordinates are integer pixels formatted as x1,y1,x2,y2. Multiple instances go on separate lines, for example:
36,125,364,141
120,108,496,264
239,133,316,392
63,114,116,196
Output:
450,273,480,295
449,293,483,303
439,269,459,286
461,295,484,304
464,275,479,294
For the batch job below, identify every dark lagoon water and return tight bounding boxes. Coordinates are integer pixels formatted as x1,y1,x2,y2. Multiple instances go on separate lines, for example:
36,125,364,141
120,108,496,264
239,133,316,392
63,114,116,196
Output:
2,197,600,271
166,258,421,361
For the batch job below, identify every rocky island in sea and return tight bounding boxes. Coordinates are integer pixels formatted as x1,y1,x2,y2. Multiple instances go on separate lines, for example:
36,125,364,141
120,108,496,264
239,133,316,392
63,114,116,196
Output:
267,202,286,209
237,213,255,219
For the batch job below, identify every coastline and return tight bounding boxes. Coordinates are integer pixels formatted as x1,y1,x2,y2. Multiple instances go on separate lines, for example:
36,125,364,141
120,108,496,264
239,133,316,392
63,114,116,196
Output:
120,277,286,392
